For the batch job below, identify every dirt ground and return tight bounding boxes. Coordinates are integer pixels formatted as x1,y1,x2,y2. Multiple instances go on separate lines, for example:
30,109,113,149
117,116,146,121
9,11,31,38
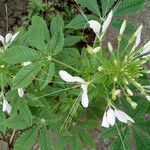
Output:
0,0,150,150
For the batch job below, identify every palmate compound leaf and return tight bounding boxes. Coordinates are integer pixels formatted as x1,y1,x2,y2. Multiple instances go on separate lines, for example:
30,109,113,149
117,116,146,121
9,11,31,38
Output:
47,28,64,55
28,15,50,50
3,114,30,130
110,127,131,150
0,109,6,132
101,0,116,16
79,130,96,148
18,100,33,125
14,127,38,150
69,129,82,150
39,126,54,150
114,0,146,16
65,14,98,29
13,62,42,89
3,46,41,64
133,126,150,150
76,0,101,16
39,62,55,90
50,14,64,36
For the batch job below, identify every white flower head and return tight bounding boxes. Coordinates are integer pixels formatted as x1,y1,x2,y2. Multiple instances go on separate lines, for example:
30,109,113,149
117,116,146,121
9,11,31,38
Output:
21,61,32,66
88,20,101,34
59,70,89,108
18,88,24,98
0,32,19,49
2,96,11,114
101,107,134,128
102,10,113,33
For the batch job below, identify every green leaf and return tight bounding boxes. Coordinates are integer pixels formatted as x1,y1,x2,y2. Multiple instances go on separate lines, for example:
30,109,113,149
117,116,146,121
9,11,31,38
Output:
66,15,98,29
76,0,101,16
56,134,69,150
39,62,55,89
28,16,49,50
101,126,118,139
3,46,41,64
115,0,145,16
32,15,50,42
80,130,96,148
133,127,150,150
101,0,116,16
47,29,64,55
80,119,99,129
51,15,64,36
64,36,80,47
14,127,38,150
111,128,131,150
4,114,30,130
112,19,136,36
0,109,6,132
57,48,80,68
70,130,81,150
18,100,33,125
39,126,54,150
13,63,42,89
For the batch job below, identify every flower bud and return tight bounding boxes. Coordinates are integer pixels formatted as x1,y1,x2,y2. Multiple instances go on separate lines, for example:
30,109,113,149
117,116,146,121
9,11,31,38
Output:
119,20,126,35
146,95,150,102
108,42,113,53
126,88,133,96
98,66,103,71
131,101,137,109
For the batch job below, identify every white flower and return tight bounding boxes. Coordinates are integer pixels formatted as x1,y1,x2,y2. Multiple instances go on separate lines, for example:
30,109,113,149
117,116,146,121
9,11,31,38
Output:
59,70,89,108
101,107,134,128
2,96,11,114
18,88,24,98
88,20,101,34
102,10,113,33
0,32,19,49
119,20,126,35
22,61,32,66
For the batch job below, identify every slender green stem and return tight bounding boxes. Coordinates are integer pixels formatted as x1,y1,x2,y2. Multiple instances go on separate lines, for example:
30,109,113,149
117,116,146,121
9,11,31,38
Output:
115,124,126,150
33,86,79,100
51,58,80,73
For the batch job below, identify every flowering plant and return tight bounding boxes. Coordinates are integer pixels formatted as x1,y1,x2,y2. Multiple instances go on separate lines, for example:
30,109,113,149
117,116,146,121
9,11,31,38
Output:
0,0,149,149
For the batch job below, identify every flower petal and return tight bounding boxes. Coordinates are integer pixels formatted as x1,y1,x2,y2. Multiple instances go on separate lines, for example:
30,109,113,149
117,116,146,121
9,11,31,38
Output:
88,20,101,34
102,10,113,33
74,76,85,84
5,33,12,43
102,111,110,128
59,70,75,82
81,91,89,108
10,32,20,43
115,109,134,123
2,97,11,114
115,109,128,123
2,99,7,112
0,35,4,45
6,104,12,114
18,88,24,98
107,108,116,126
